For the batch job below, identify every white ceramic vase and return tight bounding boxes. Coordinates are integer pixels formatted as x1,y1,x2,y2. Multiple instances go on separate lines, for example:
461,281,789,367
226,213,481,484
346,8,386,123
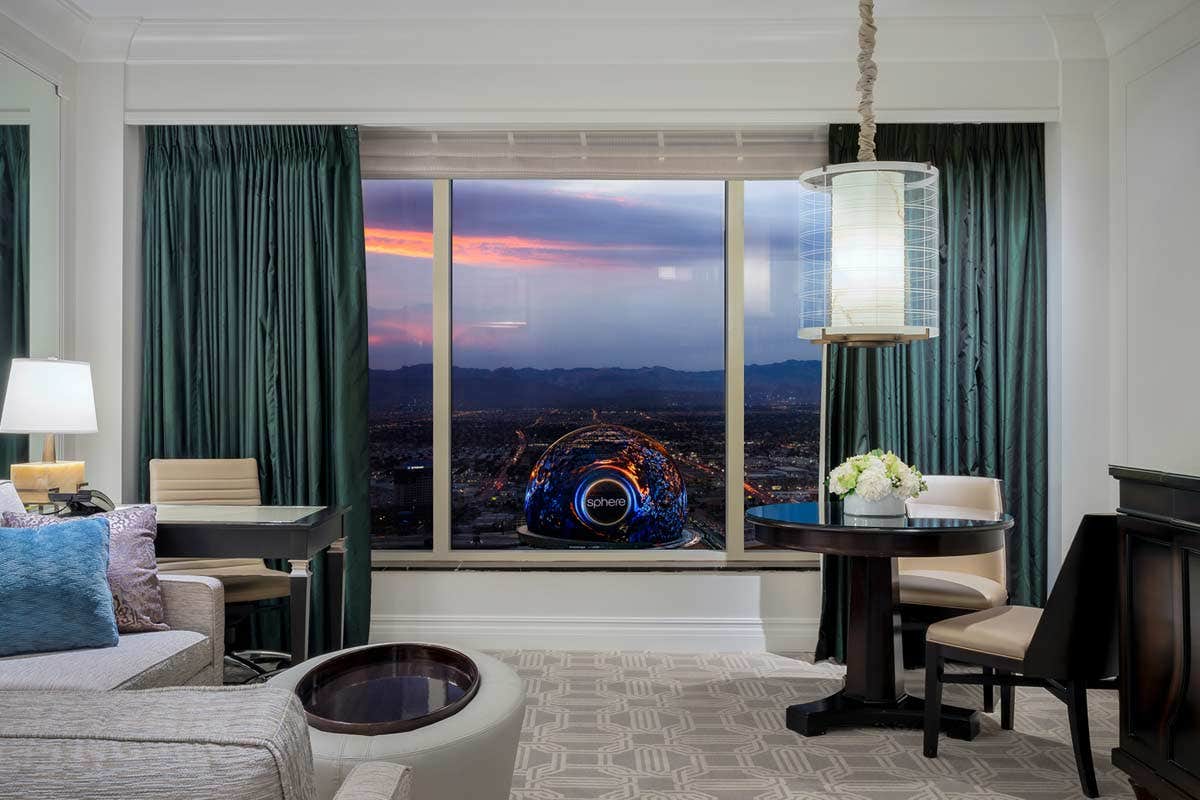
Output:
843,492,906,518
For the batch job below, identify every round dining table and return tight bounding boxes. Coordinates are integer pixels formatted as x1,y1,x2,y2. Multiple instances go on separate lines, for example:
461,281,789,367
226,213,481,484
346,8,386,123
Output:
747,501,1013,739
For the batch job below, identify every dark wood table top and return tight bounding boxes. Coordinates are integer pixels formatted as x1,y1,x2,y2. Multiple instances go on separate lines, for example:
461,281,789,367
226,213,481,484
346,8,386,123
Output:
747,501,1012,558
153,504,347,561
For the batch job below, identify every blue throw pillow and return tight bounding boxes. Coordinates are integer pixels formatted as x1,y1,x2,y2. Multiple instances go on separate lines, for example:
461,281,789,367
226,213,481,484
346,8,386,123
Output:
0,517,119,657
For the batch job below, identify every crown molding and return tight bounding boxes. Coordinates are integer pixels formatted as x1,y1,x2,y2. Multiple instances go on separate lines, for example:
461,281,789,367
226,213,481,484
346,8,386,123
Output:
1095,0,1197,55
77,16,137,61
1044,14,1108,60
124,16,1061,66
5,3,1157,68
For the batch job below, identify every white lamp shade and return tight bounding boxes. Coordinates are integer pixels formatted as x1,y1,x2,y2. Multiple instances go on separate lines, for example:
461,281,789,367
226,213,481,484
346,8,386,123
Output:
0,358,98,434
797,160,940,345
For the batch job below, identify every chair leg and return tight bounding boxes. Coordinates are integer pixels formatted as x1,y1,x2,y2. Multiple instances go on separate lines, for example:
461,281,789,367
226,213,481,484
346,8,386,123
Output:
1065,680,1099,798
923,642,943,758
982,666,995,713
999,670,1015,730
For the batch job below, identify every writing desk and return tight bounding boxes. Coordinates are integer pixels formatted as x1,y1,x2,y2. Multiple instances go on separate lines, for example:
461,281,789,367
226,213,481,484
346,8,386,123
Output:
154,504,347,661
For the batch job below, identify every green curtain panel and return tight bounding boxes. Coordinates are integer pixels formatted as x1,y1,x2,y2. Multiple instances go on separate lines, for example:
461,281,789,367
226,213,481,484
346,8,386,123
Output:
815,123,1048,662
0,126,29,475
139,125,371,653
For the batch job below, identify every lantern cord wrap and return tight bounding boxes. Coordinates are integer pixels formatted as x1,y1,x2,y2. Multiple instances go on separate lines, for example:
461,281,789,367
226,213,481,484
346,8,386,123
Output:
856,0,877,162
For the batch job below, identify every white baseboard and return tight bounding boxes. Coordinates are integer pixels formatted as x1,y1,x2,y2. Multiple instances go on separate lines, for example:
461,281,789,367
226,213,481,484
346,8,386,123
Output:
369,614,819,653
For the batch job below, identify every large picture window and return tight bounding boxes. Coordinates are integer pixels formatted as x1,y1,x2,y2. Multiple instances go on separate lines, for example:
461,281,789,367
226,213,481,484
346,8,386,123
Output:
743,181,823,550
361,128,826,561
449,180,727,550
365,180,434,549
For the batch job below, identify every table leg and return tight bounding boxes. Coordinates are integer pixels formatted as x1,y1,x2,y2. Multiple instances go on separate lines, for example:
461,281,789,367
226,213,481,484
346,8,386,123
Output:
326,539,346,652
786,555,981,740
289,559,311,663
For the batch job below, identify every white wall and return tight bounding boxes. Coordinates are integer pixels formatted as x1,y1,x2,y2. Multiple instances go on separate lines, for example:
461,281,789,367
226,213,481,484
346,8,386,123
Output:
1045,56,1111,575
371,570,820,652
68,62,128,497
1108,2,1200,478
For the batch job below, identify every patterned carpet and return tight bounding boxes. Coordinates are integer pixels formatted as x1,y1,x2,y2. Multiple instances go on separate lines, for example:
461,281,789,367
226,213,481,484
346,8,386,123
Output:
492,651,1132,800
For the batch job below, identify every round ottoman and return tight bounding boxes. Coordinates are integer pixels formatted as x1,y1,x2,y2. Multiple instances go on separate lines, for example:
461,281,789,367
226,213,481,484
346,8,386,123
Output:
271,642,525,800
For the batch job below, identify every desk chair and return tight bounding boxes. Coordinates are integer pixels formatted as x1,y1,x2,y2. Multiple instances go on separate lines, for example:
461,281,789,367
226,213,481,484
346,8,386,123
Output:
923,514,1119,798
150,458,291,681
900,476,1009,701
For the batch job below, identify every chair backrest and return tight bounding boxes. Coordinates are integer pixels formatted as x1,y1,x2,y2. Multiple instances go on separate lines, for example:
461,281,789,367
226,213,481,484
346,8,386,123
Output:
149,458,261,506
899,475,1007,587
1023,514,1120,679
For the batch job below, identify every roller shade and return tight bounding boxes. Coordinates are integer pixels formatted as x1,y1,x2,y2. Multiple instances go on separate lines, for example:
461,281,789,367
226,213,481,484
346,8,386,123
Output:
360,128,827,179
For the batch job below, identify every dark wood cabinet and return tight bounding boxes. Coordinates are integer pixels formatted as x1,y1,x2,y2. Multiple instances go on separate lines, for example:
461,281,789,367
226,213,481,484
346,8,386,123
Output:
1111,466,1200,800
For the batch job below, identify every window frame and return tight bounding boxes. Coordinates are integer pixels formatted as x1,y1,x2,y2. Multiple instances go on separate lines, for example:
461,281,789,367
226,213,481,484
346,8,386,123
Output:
370,178,822,566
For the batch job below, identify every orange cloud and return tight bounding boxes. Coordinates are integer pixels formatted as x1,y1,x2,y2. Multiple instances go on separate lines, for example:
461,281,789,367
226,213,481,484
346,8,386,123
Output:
364,226,663,270
364,228,433,260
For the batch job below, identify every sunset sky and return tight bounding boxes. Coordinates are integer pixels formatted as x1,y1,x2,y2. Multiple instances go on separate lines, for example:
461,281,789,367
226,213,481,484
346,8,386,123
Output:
363,179,819,371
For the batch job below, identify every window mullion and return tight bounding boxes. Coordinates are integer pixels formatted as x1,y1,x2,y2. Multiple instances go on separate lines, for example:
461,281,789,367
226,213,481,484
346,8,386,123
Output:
432,179,452,558
725,181,746,560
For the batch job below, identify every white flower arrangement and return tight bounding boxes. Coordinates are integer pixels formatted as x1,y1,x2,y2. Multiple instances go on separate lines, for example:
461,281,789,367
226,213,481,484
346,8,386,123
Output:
828,449,927,502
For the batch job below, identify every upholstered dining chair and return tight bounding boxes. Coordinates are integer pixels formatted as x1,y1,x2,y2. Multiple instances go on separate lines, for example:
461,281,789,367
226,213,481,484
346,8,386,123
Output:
922,514,1119,798
900,476,1009,692
150,458,292,680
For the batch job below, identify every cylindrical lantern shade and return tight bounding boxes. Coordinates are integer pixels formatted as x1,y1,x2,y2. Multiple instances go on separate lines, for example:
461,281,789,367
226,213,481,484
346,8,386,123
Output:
798,161,939,345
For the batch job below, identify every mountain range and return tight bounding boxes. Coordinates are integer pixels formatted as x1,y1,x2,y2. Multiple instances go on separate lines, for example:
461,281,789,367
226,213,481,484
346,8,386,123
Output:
369,360,821,411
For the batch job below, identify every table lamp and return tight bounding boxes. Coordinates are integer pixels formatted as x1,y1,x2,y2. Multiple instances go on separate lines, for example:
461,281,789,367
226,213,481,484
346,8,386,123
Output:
0,358,98,504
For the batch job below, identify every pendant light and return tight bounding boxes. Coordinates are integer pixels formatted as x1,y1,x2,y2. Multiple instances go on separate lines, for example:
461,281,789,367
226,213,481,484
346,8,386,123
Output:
797,0,939,346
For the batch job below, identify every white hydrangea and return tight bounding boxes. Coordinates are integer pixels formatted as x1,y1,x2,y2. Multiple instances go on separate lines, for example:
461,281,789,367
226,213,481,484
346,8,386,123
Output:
854,463,893,501
826,449,927,502
897,470,923,499
828,463,856,495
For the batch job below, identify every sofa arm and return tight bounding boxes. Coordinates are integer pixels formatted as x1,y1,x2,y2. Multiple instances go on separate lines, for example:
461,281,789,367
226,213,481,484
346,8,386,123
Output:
158,574,224,678
333,763,412,800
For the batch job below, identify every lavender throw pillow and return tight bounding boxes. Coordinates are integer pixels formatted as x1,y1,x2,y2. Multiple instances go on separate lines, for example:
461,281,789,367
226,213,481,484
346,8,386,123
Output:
3,505,168,633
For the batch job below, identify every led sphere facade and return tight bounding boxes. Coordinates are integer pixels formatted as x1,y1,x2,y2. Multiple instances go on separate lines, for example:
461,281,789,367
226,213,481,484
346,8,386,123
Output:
524,424,688,547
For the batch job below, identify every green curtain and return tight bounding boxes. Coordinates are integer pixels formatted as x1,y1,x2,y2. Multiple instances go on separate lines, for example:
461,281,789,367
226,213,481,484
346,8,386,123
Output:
815,123,1048,662
139,125,371,653
0,127,29,475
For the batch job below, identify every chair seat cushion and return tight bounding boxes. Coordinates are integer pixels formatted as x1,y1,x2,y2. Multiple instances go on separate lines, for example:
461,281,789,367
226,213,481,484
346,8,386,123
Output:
926,605,1042,661
0,629,210,690
159,559,290,603
899,569,1007,610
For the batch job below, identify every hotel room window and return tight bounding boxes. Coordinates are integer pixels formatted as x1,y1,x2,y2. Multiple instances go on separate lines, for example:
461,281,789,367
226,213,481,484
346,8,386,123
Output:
742,180,823,550
364,180,435,550
450,180,727,550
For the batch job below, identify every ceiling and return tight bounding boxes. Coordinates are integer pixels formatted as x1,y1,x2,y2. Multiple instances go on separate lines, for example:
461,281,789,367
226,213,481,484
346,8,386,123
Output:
64,0,1121,21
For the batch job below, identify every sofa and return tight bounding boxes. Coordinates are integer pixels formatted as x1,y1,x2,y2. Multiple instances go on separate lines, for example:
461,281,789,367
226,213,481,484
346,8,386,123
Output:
0,685,410,800
0,573,224,689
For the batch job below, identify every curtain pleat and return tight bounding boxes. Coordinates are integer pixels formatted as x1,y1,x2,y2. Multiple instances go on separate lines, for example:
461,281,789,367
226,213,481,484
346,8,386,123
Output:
815,123,1048,662
0,126,29,475
139,125,372,653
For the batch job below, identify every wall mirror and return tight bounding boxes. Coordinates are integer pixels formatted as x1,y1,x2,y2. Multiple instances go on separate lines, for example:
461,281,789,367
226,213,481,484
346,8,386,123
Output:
0,53,61,471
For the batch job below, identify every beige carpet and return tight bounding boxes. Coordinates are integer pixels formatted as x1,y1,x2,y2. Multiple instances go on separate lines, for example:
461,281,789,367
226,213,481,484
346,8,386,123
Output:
493,651,1131,800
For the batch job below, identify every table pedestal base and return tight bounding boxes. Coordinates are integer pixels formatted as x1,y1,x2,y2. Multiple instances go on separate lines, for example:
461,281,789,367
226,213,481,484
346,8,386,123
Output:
787,690,981,740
